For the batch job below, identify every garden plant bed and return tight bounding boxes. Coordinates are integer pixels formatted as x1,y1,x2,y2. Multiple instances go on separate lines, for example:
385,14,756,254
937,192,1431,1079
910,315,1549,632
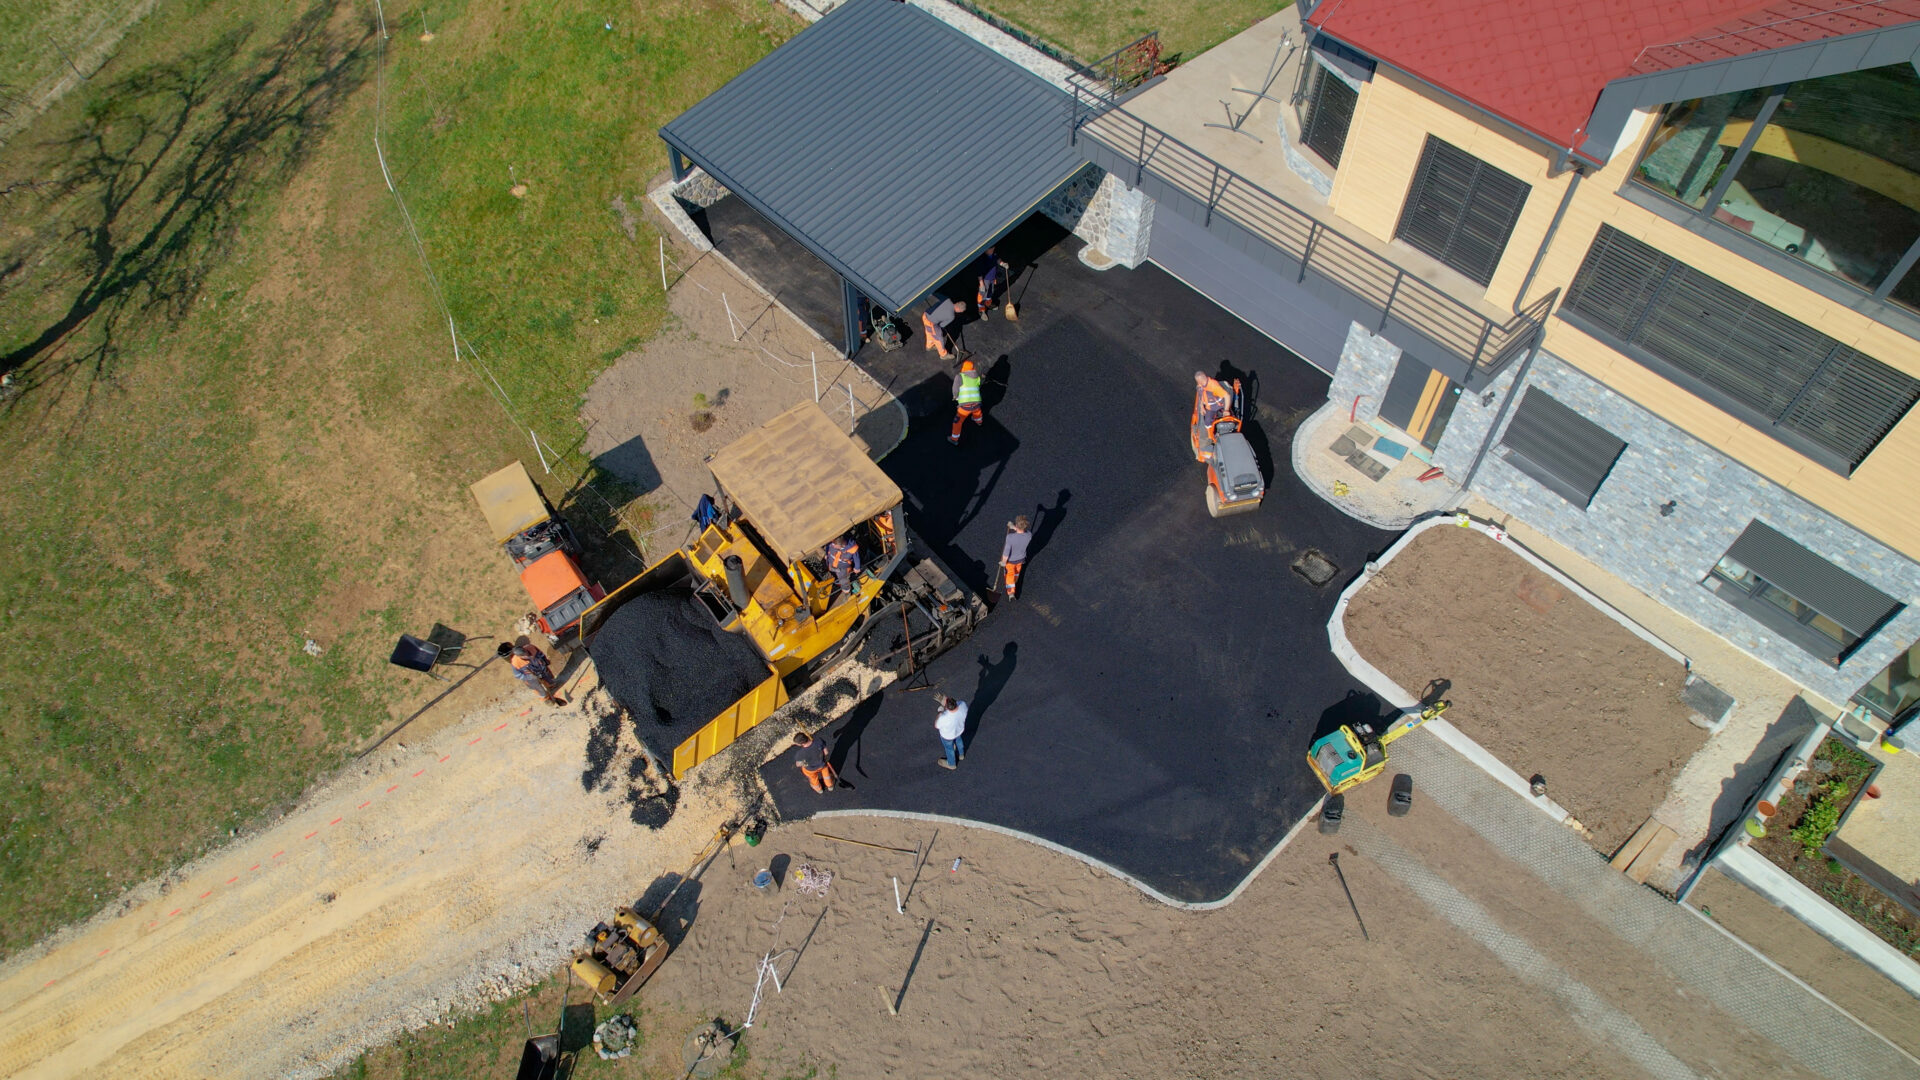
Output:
1344,524,1706,854
1751,736,1920,958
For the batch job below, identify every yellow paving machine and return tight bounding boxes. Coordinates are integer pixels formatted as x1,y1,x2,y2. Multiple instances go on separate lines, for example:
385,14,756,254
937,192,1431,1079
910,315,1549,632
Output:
580,402,983,778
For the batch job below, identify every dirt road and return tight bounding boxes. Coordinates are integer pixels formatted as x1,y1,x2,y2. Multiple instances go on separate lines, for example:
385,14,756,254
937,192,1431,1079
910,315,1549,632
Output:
0,682,743,1079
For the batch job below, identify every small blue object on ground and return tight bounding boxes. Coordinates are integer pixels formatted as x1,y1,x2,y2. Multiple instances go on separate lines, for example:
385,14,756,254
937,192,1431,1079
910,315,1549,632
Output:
1372,437,1409,460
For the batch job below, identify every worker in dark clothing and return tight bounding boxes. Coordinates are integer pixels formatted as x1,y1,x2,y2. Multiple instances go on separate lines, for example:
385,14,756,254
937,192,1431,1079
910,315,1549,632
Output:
999,515,1032,600
825,532,862,593
921,297,966,359
499,638,567,706
791,730,837,792
975,247,1009,319
950,358,985,445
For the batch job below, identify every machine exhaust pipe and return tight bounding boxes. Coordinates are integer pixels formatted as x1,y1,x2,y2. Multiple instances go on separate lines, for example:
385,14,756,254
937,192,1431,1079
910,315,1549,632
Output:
723,555,751,611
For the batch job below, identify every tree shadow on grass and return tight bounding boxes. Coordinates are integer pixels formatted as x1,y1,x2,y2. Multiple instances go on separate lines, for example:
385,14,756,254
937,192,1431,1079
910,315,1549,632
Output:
0,2,375,421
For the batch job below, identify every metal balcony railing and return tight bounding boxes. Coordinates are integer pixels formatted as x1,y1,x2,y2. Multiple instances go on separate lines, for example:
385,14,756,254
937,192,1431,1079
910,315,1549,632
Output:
1067,80,1555,384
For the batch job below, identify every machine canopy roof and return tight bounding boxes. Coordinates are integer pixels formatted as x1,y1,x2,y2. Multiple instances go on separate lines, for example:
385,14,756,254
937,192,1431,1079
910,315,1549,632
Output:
470,461,550,542
707,402,901,563
658,0,1086,313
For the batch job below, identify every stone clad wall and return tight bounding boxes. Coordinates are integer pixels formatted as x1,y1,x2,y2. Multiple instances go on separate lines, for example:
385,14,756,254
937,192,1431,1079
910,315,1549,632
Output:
1467,352,1920,706
1037,166,1155,269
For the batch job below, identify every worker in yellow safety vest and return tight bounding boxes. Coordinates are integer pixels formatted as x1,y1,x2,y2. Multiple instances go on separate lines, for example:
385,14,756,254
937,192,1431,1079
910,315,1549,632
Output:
950,358,985,445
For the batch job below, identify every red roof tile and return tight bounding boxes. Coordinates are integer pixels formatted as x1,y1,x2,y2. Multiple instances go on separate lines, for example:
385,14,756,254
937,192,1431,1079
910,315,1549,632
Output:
1307,0,1920,151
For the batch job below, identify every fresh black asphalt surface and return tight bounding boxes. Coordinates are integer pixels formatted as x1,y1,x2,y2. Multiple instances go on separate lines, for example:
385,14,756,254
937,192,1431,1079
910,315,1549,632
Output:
726,211,1397,903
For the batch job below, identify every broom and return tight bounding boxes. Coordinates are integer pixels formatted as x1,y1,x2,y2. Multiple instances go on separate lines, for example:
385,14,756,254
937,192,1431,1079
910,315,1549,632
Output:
1000,260,1019,322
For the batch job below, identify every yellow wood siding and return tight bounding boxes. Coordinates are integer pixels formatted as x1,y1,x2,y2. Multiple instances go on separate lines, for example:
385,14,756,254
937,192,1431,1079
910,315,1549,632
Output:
1320,66,1920,560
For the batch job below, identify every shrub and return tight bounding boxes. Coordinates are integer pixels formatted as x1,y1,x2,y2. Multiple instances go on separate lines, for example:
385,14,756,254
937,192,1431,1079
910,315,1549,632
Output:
1792,797,1843,859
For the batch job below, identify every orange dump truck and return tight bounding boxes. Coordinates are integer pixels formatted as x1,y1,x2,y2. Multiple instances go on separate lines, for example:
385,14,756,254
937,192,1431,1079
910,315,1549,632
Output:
470,462,607,645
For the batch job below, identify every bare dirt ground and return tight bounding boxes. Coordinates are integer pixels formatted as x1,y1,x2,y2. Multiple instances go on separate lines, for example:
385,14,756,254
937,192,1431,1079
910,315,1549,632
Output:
1345,524,1708,854
0,678,725,1080
627,798,1818,1079
1689,868,1920,1059
582,245,903,524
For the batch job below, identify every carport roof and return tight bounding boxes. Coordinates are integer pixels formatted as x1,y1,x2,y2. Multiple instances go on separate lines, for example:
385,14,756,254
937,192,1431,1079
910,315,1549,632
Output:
659,0,1085,313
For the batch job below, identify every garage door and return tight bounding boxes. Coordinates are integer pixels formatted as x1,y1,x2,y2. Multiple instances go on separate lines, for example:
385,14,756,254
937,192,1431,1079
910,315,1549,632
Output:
1147,207,1352,374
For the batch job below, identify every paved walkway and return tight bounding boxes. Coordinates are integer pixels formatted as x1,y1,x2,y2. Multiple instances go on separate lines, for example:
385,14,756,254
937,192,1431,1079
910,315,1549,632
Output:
1386,730,1920,1080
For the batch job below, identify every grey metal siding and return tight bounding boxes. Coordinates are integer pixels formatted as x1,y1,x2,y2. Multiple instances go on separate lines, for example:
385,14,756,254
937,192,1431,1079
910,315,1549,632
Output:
1723,520,1903,638
1497,388,1625,508
1147,208,1350,372
659,0,1087,312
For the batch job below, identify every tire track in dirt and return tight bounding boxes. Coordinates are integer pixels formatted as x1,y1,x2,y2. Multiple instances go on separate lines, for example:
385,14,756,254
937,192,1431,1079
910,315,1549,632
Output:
0,686,744,1079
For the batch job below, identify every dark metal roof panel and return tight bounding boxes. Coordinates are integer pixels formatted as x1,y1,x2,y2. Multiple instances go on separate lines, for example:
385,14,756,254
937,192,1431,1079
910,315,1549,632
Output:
1498,388,1627,507
660,0,1085,312
1725,520,1903,636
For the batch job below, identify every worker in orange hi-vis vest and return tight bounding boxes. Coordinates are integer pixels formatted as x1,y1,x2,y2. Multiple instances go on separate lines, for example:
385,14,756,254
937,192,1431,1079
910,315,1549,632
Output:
921,297,965,359
499,638,567,706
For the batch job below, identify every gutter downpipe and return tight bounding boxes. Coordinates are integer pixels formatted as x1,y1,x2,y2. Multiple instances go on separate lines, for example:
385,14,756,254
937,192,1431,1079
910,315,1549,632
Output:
1456,155,1582,502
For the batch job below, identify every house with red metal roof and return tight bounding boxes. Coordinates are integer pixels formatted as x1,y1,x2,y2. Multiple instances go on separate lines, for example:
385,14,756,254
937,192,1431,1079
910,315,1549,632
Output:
1069,0,1920,726
1063,0,1920,995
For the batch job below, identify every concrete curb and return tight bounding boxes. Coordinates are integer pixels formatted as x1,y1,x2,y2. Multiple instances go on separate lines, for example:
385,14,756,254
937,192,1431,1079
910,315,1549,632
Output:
812,799,1325,912
1712,843,1920,1001
1677,899,1920,1070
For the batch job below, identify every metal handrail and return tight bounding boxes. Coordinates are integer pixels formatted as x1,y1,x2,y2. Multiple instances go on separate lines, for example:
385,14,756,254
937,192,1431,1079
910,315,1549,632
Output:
1067,85,1554,379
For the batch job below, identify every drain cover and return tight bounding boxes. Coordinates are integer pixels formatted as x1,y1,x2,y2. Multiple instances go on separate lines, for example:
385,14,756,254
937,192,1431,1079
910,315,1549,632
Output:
1292,548,1339,587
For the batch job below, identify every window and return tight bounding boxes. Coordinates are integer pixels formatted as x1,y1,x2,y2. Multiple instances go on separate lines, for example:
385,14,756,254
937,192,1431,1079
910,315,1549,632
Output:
1705,521,1901,665
1394,137,1531,287
1631,63,1920,314
1497,389,1625,508
1300,62,1357,168
1562,226,1920,474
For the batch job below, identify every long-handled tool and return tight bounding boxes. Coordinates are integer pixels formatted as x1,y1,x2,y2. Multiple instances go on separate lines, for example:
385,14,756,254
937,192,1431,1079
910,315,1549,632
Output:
1000,260,1019,322
1329,852,1368,940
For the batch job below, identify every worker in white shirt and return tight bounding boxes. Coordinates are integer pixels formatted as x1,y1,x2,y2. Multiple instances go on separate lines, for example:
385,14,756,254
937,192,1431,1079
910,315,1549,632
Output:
934,695,968,770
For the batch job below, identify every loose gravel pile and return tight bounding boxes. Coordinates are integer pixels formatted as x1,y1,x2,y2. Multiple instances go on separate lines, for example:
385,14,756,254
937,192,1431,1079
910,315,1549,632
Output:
588,588,771,764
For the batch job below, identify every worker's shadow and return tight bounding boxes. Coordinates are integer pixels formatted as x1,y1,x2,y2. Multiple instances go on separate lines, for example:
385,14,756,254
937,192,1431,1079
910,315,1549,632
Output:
1214,360,1275,485
1313,688,1394,743
965,643,1019,746
1027,489,1071,565
828,693,886,780
631,872,703,949
980,354,1012,412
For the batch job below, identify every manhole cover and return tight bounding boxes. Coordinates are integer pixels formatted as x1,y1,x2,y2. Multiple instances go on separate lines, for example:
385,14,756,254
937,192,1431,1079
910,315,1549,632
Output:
1292,548,1339,587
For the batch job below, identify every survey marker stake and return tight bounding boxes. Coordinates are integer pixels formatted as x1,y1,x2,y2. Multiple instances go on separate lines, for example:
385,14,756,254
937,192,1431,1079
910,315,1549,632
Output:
1330,853,1368,941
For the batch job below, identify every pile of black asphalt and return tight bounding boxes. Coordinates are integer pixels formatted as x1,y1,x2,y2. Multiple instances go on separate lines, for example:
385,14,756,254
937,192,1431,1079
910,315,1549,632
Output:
588,587,771,766
751,215,1397,905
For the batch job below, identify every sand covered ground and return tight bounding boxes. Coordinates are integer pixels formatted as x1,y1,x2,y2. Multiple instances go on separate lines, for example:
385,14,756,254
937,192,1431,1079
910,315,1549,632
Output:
630,790,1818,1079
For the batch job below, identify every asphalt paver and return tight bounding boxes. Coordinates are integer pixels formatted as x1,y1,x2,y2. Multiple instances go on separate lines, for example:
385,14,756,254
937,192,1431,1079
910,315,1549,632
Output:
754,214,1395,903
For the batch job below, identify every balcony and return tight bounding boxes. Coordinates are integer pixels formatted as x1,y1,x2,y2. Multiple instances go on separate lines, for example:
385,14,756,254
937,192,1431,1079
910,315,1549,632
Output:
1067,30,1553,388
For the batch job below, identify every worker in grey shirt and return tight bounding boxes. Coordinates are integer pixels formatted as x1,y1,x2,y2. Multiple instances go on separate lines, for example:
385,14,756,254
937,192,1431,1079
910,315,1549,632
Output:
999,515,1031,601
921,296,965,359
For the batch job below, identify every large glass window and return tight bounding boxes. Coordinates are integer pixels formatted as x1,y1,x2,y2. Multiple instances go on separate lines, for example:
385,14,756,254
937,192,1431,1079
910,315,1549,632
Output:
1635,88,1770,209
1853,640,1920,722
1632,64,1920,314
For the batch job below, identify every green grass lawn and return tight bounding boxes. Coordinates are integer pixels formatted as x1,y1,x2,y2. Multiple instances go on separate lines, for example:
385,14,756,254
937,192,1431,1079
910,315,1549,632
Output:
0,0,797,956
337,972,828,1080
974,0,1290,63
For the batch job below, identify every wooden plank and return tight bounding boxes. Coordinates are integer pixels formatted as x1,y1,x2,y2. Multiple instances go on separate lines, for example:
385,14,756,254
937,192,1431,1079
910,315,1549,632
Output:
1625,824,1680,884
1610,817,1662,871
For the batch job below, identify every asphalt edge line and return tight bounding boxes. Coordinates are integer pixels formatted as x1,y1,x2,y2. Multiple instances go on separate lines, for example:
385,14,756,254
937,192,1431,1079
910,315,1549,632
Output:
1327,515,1573,823
1677,898,1920,1070
812,803,1324,912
